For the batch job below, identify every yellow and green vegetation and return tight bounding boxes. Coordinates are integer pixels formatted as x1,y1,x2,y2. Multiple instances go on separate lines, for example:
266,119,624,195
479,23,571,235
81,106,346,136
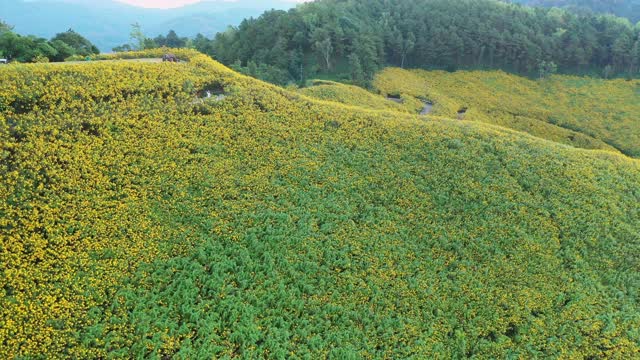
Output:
374,68,640,157
298,80,422,114
1,49,639,359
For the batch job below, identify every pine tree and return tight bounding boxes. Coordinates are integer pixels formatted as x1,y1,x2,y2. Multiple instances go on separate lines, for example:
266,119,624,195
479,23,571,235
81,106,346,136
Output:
348,53,365,85
130,23,145,51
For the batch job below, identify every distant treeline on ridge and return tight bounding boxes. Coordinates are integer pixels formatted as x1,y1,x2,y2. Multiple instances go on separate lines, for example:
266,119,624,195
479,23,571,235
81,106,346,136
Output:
2,0,639,86
194,0,640,84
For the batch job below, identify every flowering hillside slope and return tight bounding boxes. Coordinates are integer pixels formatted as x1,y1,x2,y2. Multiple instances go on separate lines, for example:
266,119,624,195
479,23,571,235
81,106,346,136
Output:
1,50,639,359
298,80,423,114
374,68,640,157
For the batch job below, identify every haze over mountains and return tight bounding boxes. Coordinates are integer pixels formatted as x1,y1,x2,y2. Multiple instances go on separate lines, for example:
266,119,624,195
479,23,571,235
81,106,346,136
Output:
5,0,638,53
1,0,303,51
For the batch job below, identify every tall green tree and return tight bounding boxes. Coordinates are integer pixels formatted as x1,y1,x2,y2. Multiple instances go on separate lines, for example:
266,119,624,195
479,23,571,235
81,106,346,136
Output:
0,33,58,62
0,20,13,34
130,23,145,50
51,29,99,56
165,30,186,48
538,60,558,79
348,53,365,84
315,37,333,70
613,33,634,73
632,40,640,74
0,24,97,62
391,30,416,68
49,40,75,61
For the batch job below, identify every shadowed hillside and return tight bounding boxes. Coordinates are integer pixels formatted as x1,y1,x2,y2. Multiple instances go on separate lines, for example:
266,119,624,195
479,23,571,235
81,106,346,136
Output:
0,0,299,51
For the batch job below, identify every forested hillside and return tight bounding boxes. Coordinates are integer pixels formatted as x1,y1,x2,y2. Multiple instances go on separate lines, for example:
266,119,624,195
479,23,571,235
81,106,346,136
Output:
1,49,639,359
200,0,640,85
0,0,299,52
512,0,640,23
0,24,99,63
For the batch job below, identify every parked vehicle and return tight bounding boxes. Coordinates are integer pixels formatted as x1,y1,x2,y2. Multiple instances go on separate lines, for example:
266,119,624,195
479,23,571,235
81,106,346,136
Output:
162,53,178,62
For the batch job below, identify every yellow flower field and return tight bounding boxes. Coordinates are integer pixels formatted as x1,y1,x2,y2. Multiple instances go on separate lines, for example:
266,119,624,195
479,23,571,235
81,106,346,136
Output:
374,68,640,157
1,49,639,359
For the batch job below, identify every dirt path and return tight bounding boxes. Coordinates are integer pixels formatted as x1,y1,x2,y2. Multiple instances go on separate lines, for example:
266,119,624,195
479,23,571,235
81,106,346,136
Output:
48,58,166,65
421,102,433,115
457,108,468,120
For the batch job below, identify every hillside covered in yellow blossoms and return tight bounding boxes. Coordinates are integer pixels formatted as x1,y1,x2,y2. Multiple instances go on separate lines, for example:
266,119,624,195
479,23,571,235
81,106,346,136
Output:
372,68,640,157
1,49,639,358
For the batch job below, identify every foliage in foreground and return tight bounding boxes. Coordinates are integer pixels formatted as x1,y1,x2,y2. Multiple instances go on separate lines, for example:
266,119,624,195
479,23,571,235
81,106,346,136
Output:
1,50,639,359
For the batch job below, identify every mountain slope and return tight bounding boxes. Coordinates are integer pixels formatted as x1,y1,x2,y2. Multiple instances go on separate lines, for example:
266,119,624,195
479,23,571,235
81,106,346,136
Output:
1,50,639,358
0,0,298,51
372,68,640,157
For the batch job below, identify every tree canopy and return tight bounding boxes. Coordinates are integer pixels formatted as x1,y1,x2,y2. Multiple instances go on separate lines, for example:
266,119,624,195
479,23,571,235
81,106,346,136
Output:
0,22,98,63
112,27,191,53
192,0,640,85
512,0,640,23
51,29,99,56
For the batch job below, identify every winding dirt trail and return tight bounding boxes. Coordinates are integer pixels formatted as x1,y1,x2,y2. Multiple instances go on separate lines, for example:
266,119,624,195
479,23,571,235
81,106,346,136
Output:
421,102,433,115
48,58,167,65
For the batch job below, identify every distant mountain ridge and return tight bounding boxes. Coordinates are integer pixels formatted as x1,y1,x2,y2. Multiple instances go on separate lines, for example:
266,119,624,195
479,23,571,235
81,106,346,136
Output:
0,0,299,52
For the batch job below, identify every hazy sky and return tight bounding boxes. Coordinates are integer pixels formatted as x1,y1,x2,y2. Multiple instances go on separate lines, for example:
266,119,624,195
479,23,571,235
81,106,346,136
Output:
115,0,307,9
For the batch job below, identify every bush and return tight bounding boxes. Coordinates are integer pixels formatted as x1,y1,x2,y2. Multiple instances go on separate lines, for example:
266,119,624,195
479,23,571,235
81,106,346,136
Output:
64,54,86,62
32,55,50,63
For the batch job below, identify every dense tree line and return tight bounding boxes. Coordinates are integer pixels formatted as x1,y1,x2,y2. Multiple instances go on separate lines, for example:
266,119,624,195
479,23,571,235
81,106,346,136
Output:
191,0,640,85
113,26,191,52
512,0,640,23
0,21,99,63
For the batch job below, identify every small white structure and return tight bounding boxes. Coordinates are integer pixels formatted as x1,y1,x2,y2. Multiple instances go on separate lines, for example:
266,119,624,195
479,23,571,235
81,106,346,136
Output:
0,59,7,64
